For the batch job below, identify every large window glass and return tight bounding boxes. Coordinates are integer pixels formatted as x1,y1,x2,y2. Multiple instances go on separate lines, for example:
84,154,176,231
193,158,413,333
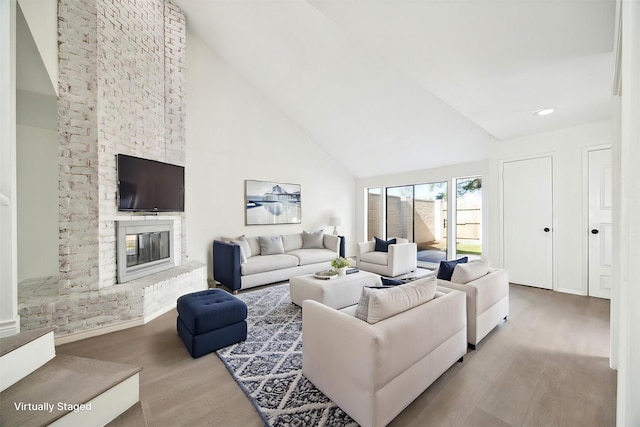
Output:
414,182,448,264
384,182,448,267
386,185,414,240
455,177,482,258
366,187,382,241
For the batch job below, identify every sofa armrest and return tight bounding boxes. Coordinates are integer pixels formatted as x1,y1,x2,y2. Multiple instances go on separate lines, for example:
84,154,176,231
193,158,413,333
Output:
356,241,376,267
357,241,376,255
323,233,341,254
303,300,380,396
467,268,509,313
437,280,477,318
387,242,417,276
213,240,242,292
439,269,508,313
438,268,509,346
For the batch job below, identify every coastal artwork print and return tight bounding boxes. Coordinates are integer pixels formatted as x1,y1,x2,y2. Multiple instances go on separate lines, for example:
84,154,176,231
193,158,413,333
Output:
245,180,301,225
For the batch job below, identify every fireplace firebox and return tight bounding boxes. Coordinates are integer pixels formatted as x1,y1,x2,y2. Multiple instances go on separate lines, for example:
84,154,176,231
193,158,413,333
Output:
116,220,175,283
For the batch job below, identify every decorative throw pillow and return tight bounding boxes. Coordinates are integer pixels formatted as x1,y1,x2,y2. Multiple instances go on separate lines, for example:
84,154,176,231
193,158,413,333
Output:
366,276,437,324
234,235,252,258
355,287,376,322
437,257,469,281
230,239,248,263
374,237,397,252
302,230,325,249
381,277,405,286
451,259,490,284
259,236,285,255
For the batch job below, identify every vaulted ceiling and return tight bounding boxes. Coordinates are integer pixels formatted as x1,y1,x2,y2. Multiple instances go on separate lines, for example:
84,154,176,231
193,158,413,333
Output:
175,0,615,177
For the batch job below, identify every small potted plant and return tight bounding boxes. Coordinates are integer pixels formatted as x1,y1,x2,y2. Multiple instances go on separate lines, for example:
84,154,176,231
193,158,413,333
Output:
331,257,351,276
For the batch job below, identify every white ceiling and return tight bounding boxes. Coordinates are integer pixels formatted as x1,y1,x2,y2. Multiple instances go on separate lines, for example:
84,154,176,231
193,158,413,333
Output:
12,0,616,178
174,0,614,177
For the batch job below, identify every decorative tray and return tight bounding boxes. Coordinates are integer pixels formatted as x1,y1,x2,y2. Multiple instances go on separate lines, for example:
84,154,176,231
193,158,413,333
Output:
313,270,339,280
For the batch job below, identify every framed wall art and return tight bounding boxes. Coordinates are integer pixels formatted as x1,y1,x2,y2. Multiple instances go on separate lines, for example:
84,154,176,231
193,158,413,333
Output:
245,180,301,225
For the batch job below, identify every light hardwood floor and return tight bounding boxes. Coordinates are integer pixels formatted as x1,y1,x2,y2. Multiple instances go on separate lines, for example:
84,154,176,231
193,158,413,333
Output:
58,284,616,426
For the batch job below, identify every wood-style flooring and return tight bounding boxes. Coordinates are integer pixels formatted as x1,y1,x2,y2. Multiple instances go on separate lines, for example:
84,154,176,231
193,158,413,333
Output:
57,284,616,426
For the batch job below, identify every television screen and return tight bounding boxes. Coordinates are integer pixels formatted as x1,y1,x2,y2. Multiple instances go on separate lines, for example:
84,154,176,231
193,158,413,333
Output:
117,154,185,212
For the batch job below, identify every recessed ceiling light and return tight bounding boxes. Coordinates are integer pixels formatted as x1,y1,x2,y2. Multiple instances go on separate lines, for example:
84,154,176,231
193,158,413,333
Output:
534,108,555,116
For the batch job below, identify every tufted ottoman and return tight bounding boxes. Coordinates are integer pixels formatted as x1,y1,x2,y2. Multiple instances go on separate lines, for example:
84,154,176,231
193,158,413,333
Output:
177,289,248,358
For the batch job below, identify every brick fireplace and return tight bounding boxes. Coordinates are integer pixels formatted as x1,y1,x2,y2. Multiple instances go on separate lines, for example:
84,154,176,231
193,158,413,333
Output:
18,0,207,341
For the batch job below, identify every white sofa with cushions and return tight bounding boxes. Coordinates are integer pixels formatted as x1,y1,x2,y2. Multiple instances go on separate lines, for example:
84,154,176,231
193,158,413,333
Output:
302,278,467,427
357,237,417,277
213,231,341,292
436,258,509,349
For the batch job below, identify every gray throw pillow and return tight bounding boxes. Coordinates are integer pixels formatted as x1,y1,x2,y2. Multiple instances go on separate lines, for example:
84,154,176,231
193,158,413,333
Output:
230,239,248,263
259,236,285,255
355,287,377,322
234,235,252,258
302,230,325,249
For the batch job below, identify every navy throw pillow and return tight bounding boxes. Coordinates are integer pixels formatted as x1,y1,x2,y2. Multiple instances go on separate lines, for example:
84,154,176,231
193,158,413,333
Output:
374,237,397,252
437,257,469,281
381,277,405,286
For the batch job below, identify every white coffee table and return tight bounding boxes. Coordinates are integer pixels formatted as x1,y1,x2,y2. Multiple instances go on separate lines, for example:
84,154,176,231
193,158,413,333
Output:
290,270,381,310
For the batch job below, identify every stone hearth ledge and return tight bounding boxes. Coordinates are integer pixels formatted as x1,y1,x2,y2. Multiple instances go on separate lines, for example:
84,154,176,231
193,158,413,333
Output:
17,261,207,345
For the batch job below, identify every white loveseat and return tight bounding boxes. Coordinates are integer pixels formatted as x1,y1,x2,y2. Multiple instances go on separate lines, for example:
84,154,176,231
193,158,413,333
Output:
213,232,341,292
357,238,417,277
302,284,467,427
437,265,509,349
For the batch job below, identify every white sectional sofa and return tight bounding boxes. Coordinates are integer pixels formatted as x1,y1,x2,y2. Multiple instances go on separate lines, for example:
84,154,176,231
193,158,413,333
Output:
302,281,467,427
213,232,341,292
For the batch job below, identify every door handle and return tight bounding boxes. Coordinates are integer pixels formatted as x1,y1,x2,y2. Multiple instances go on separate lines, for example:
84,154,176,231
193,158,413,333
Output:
591,229,599,234
544,227,550,232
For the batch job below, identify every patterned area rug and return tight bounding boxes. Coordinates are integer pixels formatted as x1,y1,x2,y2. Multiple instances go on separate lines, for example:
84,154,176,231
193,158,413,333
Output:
216,284,358,426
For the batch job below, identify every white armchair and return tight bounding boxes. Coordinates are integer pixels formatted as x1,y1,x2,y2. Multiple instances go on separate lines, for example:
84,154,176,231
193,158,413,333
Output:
357,238,417,277
437,267,509,349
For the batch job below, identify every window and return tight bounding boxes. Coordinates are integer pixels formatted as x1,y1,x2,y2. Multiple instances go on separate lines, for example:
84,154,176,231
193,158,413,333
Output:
365,187,382,241
455,176,482,258
367,176,481,265
385,182,448,267
386,185,413,240
415,182,448,265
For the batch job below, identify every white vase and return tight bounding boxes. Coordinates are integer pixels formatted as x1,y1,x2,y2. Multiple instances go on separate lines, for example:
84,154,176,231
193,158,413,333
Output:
337,267,347,276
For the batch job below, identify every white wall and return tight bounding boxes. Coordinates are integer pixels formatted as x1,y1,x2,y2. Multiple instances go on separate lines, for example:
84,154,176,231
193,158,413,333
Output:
355,160,491,262
14,1,58,284
17,0,57,95
614,0,640,423
185,29,355,279
488,120,612,295
16,123,58,282
0,0,20,337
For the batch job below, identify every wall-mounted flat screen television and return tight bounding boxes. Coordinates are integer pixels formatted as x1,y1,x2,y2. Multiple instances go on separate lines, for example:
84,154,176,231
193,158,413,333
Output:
116,154,185,212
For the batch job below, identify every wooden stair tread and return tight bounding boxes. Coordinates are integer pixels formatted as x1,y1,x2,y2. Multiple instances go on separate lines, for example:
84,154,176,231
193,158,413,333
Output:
0,354,142,426
0,326,56,357
106,401,148,427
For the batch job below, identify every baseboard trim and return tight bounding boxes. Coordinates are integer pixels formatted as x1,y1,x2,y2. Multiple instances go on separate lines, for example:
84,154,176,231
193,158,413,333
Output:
0,316,20,338
555,287,586,296
54,318,145,346
144,303,177,324
54,301,180,346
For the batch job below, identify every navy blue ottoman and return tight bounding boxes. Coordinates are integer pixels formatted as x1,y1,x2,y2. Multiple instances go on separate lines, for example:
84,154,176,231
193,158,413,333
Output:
177,289,248,358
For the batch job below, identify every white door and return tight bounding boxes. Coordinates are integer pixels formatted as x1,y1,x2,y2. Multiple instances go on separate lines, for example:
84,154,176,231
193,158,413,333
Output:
503,157,553,289
588,148,612,299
